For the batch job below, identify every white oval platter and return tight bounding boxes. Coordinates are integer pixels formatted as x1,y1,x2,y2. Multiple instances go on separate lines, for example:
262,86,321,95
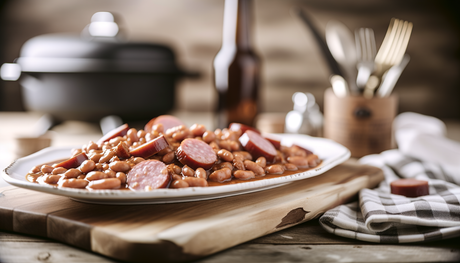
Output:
2,134,350,205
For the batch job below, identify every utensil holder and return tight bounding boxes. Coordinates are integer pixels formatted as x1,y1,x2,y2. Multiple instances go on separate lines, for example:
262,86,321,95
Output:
324,88,398,157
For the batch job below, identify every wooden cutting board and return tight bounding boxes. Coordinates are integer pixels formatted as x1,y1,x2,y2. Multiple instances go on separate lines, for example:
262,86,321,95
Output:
0,161,383,263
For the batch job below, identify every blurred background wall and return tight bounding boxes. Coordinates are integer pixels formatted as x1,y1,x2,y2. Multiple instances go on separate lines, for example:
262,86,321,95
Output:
0,0,459,119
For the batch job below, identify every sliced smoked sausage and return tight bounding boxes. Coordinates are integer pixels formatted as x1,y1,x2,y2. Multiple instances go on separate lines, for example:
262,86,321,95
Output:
176,138,217,170
127,160,171,191
239,130,277,162
390,179,429,197
229,123,260,134
144,115,185,133
97,124,130,144
130,135,169,159
54,153,88,169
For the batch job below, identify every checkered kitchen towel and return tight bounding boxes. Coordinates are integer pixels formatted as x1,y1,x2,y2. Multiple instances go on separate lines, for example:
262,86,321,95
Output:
319,113,460,243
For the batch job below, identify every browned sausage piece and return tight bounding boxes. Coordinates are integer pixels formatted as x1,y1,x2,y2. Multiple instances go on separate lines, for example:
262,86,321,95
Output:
127,160,171,191
176,138,217,170
97,124,130,144
130,135,169,159
54,153,88,169
390,179,429,197
264,135,281,150
239,130,277,163
229,123,260,134
144,115,185,133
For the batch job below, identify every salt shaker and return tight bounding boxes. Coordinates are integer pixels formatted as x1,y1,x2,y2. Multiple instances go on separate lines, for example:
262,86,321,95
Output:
285,92,323,137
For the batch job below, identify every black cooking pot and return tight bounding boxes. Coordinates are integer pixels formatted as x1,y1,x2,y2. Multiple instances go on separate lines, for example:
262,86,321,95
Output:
1,12,195,123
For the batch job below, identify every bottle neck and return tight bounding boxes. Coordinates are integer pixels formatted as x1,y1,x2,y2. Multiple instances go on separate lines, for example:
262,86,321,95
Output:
221,0,253,50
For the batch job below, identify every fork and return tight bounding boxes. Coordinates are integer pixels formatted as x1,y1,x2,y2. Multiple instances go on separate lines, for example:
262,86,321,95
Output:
355,28,376,91
363,18,413,98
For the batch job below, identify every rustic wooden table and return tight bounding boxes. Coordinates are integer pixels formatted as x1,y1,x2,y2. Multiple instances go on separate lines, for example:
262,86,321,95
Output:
1,112,460,263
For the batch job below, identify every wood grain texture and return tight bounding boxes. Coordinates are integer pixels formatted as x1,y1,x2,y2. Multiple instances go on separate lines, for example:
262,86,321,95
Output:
0,161,383,262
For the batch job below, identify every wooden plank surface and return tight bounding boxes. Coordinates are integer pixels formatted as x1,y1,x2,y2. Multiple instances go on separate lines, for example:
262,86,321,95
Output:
0,161,383,262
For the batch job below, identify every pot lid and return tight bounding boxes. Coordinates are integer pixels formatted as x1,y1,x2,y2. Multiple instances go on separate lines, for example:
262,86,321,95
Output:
11,12,183,74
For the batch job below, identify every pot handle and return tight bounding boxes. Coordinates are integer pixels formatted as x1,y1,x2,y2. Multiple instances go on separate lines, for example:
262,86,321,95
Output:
1,63,21,81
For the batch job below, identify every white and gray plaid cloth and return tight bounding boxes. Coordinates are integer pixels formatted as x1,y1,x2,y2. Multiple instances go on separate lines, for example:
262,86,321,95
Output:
319,113,460,243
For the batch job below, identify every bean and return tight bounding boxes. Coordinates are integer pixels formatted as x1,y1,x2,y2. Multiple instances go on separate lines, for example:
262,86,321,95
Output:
244,160,265,176
89,152,103,163
87,141,99,151
157,147,172,156
213,162,233,171
109,136,123,146
109,161,130,172
182,165,195,177
222,130,239,141
102,144,112,151
102,163,110,170
284,163,298,171
77,174,86,180
43,174,61,184
214,129,223,138
172,174,182,181
41,165,53,174
287,156,310,168
167,164,182,175
116,172,127,184
190,124,206,137
59,179,88,189
151,123,164,133
63,168,81,179
110,156,120,163
127,128,139,142
208,168,232,183
195,168,207,179
27,173,41,183
139,138,146,144
217,149,234,162
104,169,116,178
202,130,216,143
162,152,175,164
233,170,255,180
255,157,266,168
52,167,67,175
172,130,188,141
218,140,232,151
234,151,252,161
132,157,145,164
265,164,285,175
99,150,116,163
86,171,108,181
95,163,104,171
137,130,146,139
229,141,240,151
87,178,121,190
78,160,96,173
170,180,189,188
183,177,208,187
209,141,220,152
233,159,245,171
30,165,41,174
165,125,186,136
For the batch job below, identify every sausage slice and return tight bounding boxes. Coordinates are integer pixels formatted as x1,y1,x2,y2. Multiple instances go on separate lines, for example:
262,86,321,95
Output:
97,124,129,144
54,153,88,169
239,130,277,162
130,135,169,159
176,138,217,170
127,160,171,191
390,179,429,197
229,123,261,134
144,115,185,133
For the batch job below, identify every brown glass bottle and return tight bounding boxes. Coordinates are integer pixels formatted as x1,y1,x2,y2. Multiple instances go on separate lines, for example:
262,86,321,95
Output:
213,0,261,129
